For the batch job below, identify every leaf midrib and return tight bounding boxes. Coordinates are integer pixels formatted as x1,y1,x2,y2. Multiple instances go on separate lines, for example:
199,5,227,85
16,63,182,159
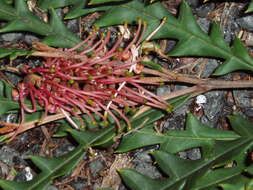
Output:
137,130,239,141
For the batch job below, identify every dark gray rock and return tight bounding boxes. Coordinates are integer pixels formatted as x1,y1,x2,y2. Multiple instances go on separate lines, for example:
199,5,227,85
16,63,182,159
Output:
186,148,201,160
197,17,211,33
221,4,241,43
0,146,22,166
186,0,200,9
133,149,162,179
53,142,75,157
66,19,79,34
89,159,105,178
1,33,24,42
233,89,253,117
70,178,87,190
201,90,226,127
237,16,253,32
156,85,171,96
162,114,186,131
196,3,215,18
23,34,39,45
200,59,219,78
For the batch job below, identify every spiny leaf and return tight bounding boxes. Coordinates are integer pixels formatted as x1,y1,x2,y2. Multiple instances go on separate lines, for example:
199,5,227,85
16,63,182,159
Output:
192,165,253,190
66,125,116,147
0,122,116,190
0,146,85,190
120,140,253,190
72,0,253,75
116,113,239,153
0,0,81,48
119,114,253,190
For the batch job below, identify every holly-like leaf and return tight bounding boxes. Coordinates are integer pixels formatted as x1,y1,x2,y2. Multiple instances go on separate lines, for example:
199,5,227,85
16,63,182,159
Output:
117,113,239,154
0,0,81,48
119,114,253,190
0,122,115,190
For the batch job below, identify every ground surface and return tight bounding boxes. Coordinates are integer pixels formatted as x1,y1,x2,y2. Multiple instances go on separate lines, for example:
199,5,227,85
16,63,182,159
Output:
0,0,253,190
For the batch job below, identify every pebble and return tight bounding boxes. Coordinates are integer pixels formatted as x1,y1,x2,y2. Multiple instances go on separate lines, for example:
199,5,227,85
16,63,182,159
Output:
133,148,162,179
237,16,253,32
0,32,23,42
89,159,105,178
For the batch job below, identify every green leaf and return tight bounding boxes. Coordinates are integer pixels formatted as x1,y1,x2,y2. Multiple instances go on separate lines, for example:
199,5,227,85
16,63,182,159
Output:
0,0,81,48
65,3,110,20
228,114,253,137
119,114,253,190
89,0,128,5
0,47,30,60
37,0,82,11
74,0,253,75
0,146,85,190
119,168,171,190
130,94,191,129
66,125,116,148
0,97,20,115
246,0,253,13
0,80,13,99
0,120,117,190
120,140,253,190
117,113,239,153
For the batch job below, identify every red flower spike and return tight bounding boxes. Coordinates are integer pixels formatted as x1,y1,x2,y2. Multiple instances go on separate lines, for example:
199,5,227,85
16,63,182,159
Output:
15,21,169,131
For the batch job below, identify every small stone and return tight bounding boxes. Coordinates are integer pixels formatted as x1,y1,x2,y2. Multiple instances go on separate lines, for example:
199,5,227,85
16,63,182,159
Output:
1,32,23,42
89,159,105,178
237,16,253,32
202,90,225,127
156,86,171,96
23,34,39,45
186,148,201,160
196,3,215,18
186,0,200,9
197,17,211,33
0,146,20,166
133,148,162,179
66,19,79,33
233,89,253,117
200,59,219,78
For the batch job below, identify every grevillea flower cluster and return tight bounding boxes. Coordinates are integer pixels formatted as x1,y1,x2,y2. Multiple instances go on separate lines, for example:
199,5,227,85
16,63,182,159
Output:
13,22,169,130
